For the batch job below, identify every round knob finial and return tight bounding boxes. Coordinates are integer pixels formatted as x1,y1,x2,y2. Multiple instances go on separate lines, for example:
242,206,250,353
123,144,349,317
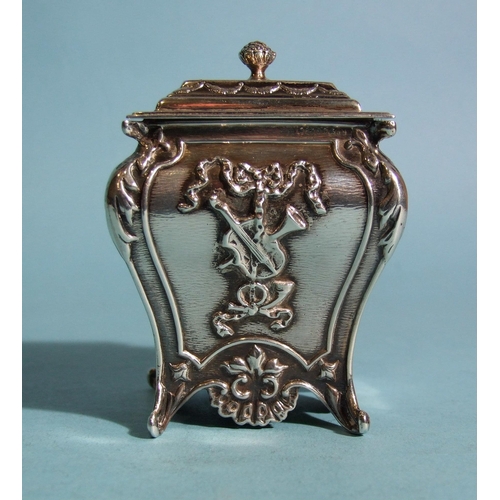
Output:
239,41,276,80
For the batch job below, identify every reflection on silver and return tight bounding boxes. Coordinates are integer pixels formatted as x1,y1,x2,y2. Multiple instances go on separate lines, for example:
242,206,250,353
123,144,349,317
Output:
106,42,407,437
209,345,296,426
178,157,327,341
213,280,295,337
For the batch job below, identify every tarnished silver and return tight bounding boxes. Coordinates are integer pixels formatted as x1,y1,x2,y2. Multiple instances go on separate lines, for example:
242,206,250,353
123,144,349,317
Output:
106,42,407,437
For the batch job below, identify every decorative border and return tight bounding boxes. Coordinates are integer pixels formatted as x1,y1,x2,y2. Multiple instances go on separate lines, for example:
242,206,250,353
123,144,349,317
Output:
168,80,349,98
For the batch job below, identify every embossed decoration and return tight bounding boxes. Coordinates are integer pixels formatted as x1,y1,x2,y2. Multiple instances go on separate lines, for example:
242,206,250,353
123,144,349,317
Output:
178,158,327,336
208,345,298,426
333,128,407,261
106,42,408,438
106,120,184,260
169,361,191,382
213,280,295,337
239,41,276,80
318,359,339,381
170,80,349,98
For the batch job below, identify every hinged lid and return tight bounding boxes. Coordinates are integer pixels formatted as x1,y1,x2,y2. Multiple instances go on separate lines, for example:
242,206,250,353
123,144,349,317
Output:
129,41,394,121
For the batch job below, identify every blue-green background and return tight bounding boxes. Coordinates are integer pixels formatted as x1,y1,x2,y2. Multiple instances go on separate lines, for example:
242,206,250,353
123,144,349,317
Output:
23,1,476,499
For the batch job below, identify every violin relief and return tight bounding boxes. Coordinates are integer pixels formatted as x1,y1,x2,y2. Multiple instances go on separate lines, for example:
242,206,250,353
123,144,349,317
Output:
178,157,326,338
106,42,407,436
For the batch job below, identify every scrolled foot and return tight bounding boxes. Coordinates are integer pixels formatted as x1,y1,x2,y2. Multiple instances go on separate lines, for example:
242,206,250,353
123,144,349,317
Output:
146,379,189,438
147,383,171,438
357,410,370,435
147,413,163,438
323,382,370,435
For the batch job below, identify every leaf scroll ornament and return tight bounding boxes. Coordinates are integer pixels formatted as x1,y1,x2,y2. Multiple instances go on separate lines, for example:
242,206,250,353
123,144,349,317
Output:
106,121,184,260
208,346,298,426
333,128,406,262
378,160,407,260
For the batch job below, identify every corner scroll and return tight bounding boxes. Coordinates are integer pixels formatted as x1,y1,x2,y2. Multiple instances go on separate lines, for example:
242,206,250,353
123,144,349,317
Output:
333,128,407,261
106,121,185,260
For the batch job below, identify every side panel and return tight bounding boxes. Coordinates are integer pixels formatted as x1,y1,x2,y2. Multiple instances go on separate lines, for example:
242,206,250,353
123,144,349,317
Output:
106,120,407,436
146,141,368,366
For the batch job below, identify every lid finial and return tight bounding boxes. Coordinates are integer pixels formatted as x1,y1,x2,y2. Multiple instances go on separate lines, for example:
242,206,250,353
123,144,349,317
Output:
239,41,276,80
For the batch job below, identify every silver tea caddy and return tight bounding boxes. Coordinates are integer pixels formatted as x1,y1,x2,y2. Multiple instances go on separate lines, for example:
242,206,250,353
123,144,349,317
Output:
106,42,407,438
